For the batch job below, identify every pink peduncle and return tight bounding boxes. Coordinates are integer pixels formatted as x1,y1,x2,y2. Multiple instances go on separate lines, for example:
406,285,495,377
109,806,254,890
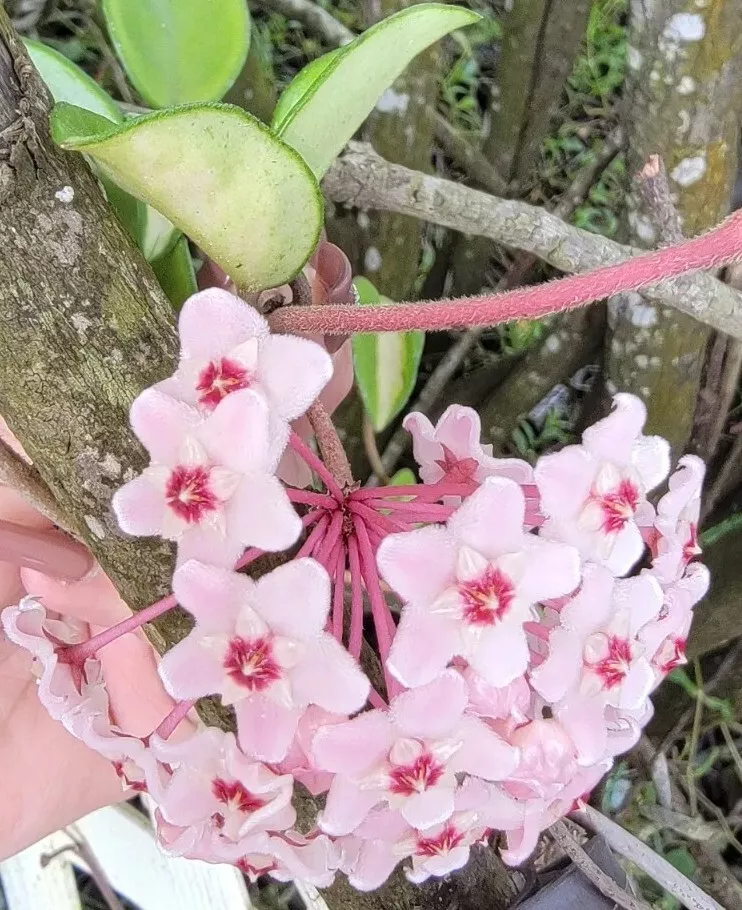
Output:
59,593,177,665
347,533,365,659
331,545,347,642
295,512,330,559
271,210,742,335
155,699,197,739
288,432,344,501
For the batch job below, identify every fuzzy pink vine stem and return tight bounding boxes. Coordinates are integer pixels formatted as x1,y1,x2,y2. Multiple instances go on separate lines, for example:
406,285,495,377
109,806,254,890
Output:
352,516,400,698
306,401,354,490
270,209,742,335
288,432,344,501
154,699,197,740
59,594,177,664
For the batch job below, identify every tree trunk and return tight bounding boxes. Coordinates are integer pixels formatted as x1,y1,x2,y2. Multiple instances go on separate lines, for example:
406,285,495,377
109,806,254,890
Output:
601,0,742,455
449,0,591,295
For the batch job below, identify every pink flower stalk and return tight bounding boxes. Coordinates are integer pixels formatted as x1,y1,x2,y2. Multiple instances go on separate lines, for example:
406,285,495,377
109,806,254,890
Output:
535,394,670,575
158,558,370,761
403,406,533,488
113,388,302,567
378,477,580,688
311,670,519,836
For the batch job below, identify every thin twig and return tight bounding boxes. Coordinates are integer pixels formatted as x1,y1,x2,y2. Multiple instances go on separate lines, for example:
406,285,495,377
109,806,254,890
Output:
549,820,651,910
373,129,624,479
0,437,76,535
571,805,725,910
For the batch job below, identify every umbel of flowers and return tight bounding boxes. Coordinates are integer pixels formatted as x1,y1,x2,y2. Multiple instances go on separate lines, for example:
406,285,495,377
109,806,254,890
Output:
3,288,709,889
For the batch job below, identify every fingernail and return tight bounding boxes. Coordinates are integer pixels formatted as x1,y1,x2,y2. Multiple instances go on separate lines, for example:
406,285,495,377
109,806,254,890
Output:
0,520,94,582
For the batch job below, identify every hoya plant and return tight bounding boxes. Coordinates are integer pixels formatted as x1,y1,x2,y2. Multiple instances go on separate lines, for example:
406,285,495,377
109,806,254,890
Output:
0,0,740,906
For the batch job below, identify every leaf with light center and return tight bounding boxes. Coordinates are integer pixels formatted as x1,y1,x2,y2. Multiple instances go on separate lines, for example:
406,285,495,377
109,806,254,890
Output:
274,3,480,176
352,278,424,432
51,103,323,291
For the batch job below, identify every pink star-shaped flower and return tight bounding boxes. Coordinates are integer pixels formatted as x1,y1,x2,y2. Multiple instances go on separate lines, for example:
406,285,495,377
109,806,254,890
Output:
404,405,533,487
311,670,519,836
649,454,705,584
158,558,370,762
378,477,580,688
535,394,670,575
159,289,333,424
113,387,301,567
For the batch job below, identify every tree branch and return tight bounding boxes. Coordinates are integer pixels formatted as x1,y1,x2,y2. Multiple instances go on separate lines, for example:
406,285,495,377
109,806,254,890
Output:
322,143,742,338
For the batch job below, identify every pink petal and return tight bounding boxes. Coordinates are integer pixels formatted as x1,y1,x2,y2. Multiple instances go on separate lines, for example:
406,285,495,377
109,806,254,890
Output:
112,475,164,536
518,538,580,602
172,559,247,630
311,711,393,775
227,474,301,551
605,521,645,576
346,838,402,891
321,776,383,836
534,446,594,520
292,635,370,713
178,288,268,360
434,405,481,457
556,696,608,766
175,523,244,569
631,434,671,493
377,526,457,605
199,389,276,474
403,412,444,482
130,388,203,464
158,633,225,700
583,393,647,465
447,478,525,558
252,558,329,639
452,716,520,780
390,669,467,738
258,334,333,421
401,787,455,830
615,574,663,636
559,564,616,635
236,696,301,762
387,608,459,688
613,660,655,710
529,627,582,702
467,622,529,687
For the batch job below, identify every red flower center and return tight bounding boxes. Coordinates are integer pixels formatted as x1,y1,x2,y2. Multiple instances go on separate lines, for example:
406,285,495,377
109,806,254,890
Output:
458,565,515,626
654,636,686,674
415,822,465,857
586,635,634,689
223,636,283,691
112,759,147,793
165,465,220,523
212,778,266,815
388,751,445,796
196,357,252,409
594,478,640,534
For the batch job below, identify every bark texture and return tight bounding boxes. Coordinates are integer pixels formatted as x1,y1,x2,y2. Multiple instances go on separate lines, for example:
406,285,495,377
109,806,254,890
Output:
450,0,591,295
603,0,742,452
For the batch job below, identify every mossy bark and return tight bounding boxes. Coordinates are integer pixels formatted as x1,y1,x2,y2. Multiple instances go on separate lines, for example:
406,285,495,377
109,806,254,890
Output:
602,0,742,455
449,0,591,295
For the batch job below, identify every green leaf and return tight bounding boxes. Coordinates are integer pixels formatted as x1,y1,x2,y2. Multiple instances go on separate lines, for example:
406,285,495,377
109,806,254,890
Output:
272,49,343,134
390,468,417,486
102,0,250,108
51,102,323,290
141,206,180,262
275,3,480,176
351,277,424,432
152,236,197,309
24,39,122,122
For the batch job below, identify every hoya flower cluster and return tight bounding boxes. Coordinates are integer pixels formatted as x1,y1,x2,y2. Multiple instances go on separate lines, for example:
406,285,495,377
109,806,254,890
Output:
3,288,708,890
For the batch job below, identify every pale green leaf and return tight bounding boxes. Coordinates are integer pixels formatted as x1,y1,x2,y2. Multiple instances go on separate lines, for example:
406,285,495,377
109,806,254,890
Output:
51,102,323,290
24,39,122,122
390,468,417,486
272,48,342,134
152,236,198,309
351,277,424,432
141,206,180,262
275,4,480,176
102,0,250,108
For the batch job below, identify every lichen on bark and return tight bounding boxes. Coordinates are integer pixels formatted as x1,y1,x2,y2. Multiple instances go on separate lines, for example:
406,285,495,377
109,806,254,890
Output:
602,0,742,454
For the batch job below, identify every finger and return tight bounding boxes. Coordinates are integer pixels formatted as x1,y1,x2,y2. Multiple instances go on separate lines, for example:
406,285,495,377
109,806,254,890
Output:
20,566,132,626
